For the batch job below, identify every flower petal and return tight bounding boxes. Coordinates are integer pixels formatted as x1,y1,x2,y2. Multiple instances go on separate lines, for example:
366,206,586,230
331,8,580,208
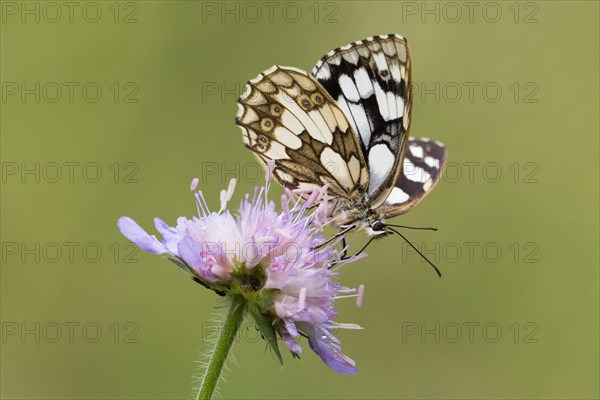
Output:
154,218,176,237
305,325,357,374
309,339,357,374
118,217,166,254
154,218,180,255
177,234,202,267
177,235,218,282
279,326,302,355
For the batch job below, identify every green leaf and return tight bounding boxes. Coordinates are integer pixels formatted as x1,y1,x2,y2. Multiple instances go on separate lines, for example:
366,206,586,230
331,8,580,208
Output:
247,303,283,365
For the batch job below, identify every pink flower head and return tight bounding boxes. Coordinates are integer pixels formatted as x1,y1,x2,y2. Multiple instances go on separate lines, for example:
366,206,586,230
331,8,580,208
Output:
118,175,365,374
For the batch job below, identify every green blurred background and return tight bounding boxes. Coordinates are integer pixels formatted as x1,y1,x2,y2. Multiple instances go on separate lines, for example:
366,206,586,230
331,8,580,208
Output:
1,1,598,399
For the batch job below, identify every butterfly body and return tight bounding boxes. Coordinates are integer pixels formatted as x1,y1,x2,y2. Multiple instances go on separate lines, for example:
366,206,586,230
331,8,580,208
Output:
328,195,387,237
237,34,447,239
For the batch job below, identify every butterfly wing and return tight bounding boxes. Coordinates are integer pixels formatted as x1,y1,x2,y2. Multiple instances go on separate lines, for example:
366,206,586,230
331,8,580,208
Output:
312,34,412,208
381,137,447,218
236,65,369,199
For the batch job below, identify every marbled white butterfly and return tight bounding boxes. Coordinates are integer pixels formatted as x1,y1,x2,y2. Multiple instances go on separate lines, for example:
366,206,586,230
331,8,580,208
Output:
236,34,447,274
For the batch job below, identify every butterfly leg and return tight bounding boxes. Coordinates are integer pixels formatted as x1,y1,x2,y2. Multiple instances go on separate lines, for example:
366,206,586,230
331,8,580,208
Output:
314,225,355,251
340,236,348,259
330,235,374,268
339,236,374,261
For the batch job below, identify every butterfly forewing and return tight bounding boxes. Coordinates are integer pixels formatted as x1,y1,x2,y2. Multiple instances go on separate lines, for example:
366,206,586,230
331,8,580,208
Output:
311,34,412,208
236,65,369,199
382,137,447,218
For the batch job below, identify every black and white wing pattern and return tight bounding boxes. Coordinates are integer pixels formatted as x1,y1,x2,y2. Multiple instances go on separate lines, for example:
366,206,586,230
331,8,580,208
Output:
236,65,369,199
236,35,447,248
311,34,412,208
382,137,447,218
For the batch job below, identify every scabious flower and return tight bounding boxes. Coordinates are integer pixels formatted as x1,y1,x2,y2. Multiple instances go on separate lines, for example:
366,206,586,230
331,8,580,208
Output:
118,171,365,374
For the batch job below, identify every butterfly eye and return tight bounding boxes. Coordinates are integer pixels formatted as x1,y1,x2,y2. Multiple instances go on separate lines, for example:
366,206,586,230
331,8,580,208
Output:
372,221,385,231
310,93,324,105
298,95,313,111
260,118,274,131
270,103,283,116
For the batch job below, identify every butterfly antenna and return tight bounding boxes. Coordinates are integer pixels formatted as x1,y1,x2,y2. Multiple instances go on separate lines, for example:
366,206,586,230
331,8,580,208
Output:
385,224,438,231
354,236,375,258
386,227,442,278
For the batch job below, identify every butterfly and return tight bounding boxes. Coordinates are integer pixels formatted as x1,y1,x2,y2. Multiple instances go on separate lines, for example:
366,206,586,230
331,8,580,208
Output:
236,34,447,275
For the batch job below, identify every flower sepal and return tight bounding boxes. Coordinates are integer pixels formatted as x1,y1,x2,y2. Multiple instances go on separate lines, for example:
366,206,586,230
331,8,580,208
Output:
230,260,267,294
166,256,229,296
247,302,283,365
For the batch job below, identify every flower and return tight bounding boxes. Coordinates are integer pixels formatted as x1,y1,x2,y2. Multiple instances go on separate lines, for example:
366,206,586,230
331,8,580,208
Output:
118,173,365,374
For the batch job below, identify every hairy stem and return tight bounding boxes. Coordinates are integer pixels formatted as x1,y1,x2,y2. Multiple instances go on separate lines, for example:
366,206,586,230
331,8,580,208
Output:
197,295,247,400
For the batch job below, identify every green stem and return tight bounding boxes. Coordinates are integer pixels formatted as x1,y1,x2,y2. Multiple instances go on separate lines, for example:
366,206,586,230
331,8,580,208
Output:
197,295,247,400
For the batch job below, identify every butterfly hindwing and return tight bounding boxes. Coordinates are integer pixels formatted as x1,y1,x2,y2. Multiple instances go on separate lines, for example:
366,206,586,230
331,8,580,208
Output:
311,34,412,207
236,65,369,199
382,137,447,218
